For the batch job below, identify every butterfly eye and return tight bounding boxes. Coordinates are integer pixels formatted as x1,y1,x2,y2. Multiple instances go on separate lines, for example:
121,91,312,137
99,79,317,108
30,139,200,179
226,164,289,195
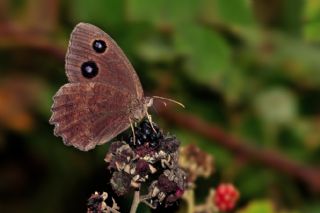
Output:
92,40,107,53
81,61,99,78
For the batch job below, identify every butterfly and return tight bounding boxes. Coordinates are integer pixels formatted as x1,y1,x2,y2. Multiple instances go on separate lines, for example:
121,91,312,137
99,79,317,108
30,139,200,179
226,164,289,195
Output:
49,22,158,151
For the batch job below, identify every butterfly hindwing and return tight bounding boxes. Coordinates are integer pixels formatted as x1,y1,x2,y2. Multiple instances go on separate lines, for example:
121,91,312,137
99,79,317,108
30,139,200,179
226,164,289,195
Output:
49,82,134,151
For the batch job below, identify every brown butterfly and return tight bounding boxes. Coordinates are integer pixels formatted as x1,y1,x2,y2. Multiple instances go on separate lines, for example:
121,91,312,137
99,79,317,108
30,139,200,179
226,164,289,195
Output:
49,22,155,151
50,23,183,151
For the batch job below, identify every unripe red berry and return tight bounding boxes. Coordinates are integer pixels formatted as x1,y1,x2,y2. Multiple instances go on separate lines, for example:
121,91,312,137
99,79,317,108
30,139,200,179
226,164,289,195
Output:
214,183,239,212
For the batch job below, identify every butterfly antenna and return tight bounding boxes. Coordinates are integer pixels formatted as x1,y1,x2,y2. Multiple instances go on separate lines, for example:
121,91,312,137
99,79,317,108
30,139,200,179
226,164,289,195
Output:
146,112,157,133
152,96,185,108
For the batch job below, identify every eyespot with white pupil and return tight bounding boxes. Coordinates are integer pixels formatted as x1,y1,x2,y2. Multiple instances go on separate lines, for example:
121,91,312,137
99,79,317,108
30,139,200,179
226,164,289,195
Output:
81,61,98,78
92,40,107,53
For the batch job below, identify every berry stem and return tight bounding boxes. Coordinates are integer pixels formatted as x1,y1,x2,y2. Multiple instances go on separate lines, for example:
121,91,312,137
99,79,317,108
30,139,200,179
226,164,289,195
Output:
184,189,195,213
130,189,141,213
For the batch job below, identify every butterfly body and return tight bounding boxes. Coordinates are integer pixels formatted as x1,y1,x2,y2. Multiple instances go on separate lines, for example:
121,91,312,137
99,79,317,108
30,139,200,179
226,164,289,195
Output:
129,97,153,122
50,23,152,151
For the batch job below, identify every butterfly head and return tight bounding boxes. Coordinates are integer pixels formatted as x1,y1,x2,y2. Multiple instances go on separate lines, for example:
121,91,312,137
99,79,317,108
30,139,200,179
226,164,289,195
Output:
145,97,154,107
130,97,153,122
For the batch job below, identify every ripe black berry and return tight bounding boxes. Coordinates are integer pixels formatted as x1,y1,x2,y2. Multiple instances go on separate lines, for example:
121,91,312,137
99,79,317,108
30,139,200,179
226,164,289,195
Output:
149,140,159,149
126,120,163,149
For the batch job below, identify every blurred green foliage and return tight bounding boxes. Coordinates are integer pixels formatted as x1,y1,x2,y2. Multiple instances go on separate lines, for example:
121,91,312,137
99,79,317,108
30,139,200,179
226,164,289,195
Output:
1,0,320,212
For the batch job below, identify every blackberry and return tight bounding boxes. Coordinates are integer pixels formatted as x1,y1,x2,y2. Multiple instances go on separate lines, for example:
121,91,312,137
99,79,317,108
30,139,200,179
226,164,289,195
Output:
136,138,144,146
136,159,151,177
149,140,159,149
128,137,144,147
142,134,148,141
144,128,151,135
157,174,177,194
127,120,163,149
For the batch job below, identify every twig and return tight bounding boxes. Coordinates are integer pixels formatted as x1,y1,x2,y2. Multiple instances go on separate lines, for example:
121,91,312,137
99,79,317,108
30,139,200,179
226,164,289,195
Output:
158,109,320,193
130,189,141,213
0,26,65,61
141,200,157,209
109,208,120,213
183,189,195,213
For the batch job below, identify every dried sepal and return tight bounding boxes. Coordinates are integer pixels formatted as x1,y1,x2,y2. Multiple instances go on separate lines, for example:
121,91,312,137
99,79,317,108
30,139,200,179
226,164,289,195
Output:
110,171,131,196
143,168,187,208
179,144,214,183
87,191,120,213
110,198,120,212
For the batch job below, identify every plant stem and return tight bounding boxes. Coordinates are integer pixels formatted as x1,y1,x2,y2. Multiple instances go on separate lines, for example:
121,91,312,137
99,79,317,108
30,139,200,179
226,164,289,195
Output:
130,190,140,213
183,189,195,213
158,109,320,192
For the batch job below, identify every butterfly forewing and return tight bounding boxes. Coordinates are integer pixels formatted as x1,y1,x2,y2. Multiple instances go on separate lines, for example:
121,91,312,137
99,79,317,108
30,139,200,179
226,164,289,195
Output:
65,23,144,99
50,82,134,151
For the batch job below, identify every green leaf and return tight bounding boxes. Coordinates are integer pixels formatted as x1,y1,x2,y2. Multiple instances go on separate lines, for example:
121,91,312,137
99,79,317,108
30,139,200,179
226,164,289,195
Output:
70,0,125,28
238,200,275,213
281,0,304,36
127,0,199,26
303,0,320,42
216,0,254,26
240,29,320,87
136,36,175,63
302,202,320,213
174,24,231,86
218,67,250,105
254,87,298,126
239,200,300,213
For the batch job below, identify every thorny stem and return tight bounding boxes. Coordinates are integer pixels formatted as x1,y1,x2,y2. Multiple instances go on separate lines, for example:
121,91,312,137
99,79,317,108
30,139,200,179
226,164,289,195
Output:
109,208,120,213
130,189,141,213
139,195,157,209
193,190,218,213
158,109,320,192
141,200,157,209
130,189,156,212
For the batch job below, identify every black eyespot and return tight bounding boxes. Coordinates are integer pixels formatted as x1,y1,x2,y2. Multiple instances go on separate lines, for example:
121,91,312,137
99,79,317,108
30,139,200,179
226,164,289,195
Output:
92,40,107,53
81,61,98,78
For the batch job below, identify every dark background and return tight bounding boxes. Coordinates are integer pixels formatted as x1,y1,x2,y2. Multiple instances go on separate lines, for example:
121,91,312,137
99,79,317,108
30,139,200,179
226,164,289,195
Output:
1,0,320,212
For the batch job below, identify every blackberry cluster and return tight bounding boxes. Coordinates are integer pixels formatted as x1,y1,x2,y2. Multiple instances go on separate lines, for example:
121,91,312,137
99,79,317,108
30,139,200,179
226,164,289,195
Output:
104,119,187,209
128,120,163,148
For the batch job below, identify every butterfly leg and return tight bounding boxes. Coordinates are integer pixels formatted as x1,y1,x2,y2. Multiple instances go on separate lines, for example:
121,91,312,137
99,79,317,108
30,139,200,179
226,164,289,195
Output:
129,118,136,145
146,111,157,133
